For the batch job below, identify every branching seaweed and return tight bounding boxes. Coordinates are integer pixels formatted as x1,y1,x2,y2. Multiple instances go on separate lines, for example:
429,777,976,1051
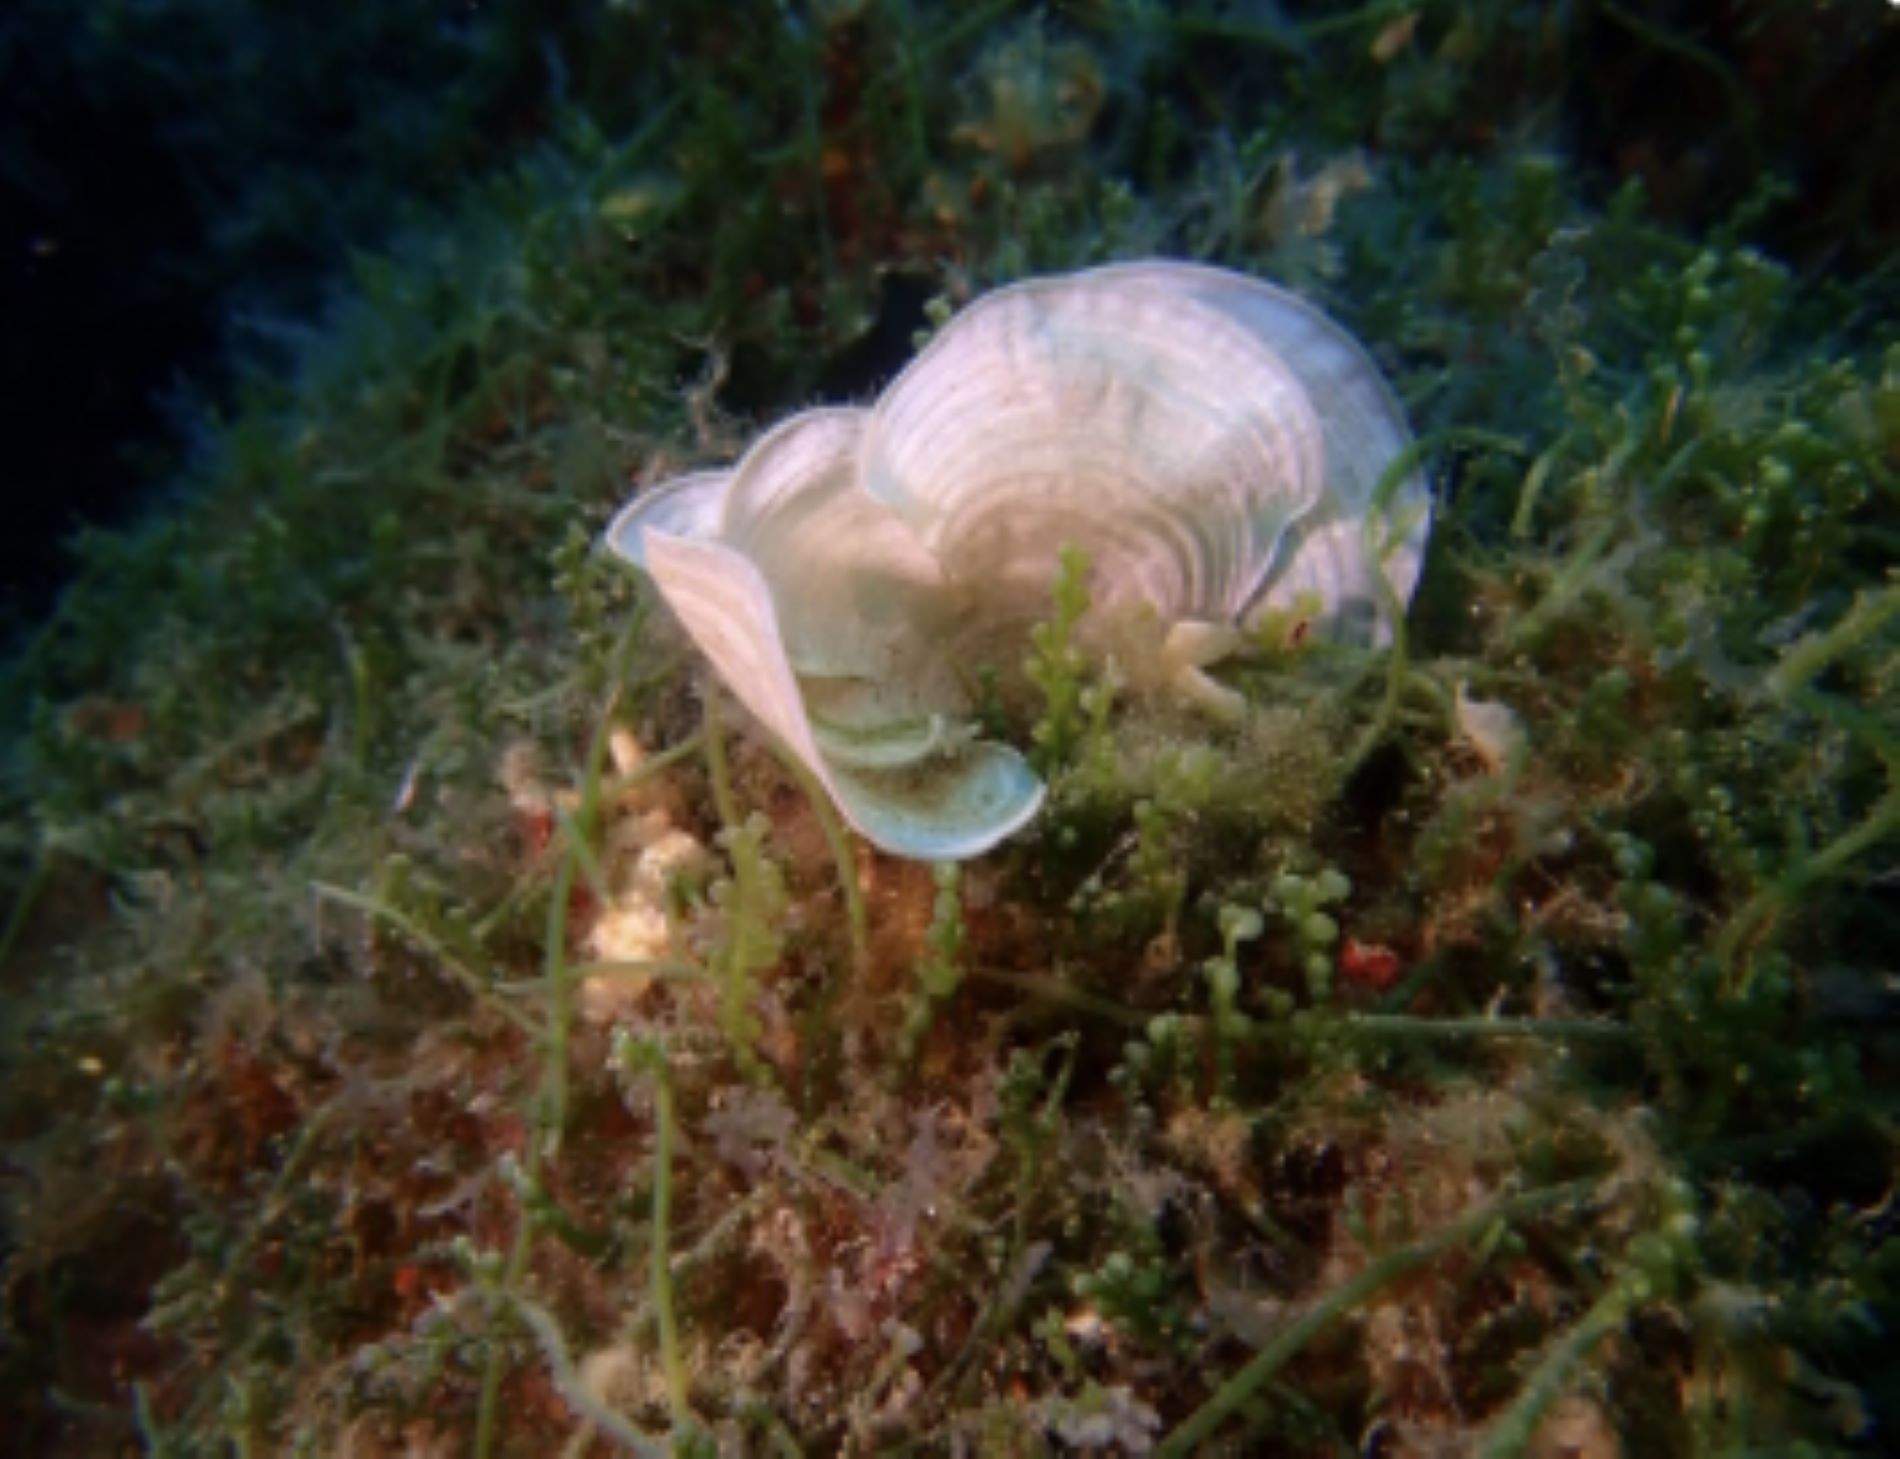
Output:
3,4,1895,1454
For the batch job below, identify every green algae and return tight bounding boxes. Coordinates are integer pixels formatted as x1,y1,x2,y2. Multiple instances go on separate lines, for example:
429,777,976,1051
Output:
3,3,1897,1454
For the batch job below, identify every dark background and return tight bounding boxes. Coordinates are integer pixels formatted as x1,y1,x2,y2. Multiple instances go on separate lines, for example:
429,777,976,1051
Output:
0,0,658,638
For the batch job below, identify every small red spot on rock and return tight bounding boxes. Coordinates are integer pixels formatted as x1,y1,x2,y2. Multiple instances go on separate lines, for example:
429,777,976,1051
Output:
1339,937,1402,991
518,806,553,857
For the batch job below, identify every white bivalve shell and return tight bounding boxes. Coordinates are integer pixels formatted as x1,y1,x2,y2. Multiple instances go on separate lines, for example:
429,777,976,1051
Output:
605,260,1429,861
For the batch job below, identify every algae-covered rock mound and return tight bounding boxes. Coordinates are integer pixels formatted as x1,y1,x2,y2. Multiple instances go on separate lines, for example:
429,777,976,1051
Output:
3,5,1895,1453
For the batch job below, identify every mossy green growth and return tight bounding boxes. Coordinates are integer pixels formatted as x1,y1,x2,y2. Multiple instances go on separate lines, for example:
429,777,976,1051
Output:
1202,903,1264,1097
1268,865,1352,1002
3,4,1898,1455
899,861,967,1065
1073,1241,1195,1355
1024,542,1114,777
705,811,786,1083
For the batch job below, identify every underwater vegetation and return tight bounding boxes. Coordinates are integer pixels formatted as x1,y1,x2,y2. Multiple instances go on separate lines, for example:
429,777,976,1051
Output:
1,2,1897,1454
0,0,667,630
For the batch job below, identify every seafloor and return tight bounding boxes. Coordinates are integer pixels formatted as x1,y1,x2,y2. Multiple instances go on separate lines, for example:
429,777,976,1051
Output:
2,3,1897,1454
